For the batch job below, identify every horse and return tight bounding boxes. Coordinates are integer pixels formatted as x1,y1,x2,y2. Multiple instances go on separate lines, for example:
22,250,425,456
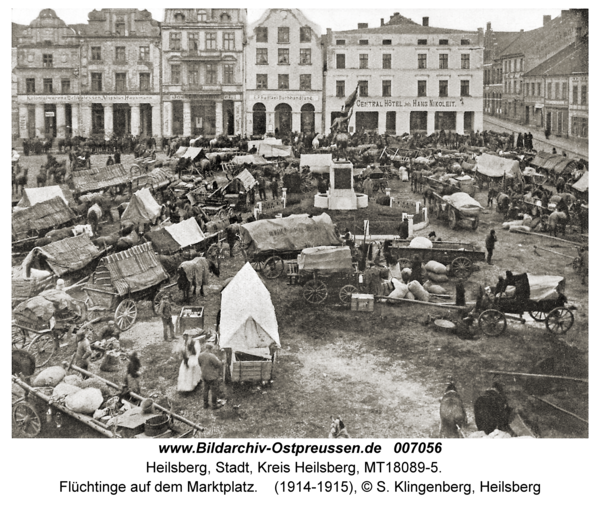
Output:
328,417,350,438
334,132,349,161
547,211,568,237
439,378,467,438
474,382,513,435
177,256,220,301
13,168,28,195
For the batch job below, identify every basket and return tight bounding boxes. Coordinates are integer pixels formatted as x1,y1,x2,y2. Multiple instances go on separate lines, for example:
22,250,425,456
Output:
144,415,170,437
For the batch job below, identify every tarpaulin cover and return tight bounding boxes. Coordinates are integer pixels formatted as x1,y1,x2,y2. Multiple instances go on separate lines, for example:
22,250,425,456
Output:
248,138,282,151
442,192,483,212
39,234,102,276
572,172,589,192
234,168,258,190
258,143,293,158
175,146,188,157
527,274,565,302
18,186,67,207
231,154,270,166
301,153,333,174
298,246,353,273
165,217,205,249
476,154,523,183
239,213,341,257
542,157,576,175
121,188,161,224
530,151,555,168
71,163,131,193
182,147,203,160
12,265,54,301
145,228,181,255
99,242,168,296
220,263,280,358
12,196,75,233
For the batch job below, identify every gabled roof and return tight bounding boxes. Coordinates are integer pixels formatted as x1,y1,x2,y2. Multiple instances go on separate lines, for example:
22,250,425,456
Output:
524,37,588,77
490,31,521,55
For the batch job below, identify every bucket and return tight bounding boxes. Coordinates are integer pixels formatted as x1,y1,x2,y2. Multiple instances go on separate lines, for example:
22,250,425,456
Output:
144,414,170,437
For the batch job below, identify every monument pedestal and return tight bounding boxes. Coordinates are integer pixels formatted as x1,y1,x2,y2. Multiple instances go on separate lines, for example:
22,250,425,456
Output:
328,160,358,210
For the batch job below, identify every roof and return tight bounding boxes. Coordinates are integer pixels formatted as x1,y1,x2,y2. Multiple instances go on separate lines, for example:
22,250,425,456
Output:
38,234,102,277
234,168,258,190
231,154,270,166
524,37,588,77
220,263,280,357
543,157,577,175
163,217,205,249
71,163,131,193
572,172,589,192
530,151,555,167
181,147,203,160
144,228,180,255
121,188,161,224
17,186,67,207
490,31,521,55
12,196,75,233
475,154,523,182
335,14,477,36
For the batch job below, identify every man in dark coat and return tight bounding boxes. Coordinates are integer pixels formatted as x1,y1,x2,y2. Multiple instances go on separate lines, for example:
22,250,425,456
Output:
197,343,224,409
485,229,497,264
398,218,409,240
158,294,175,341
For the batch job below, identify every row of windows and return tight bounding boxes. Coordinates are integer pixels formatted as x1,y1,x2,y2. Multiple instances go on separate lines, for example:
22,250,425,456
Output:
484,68,503,85
255,26,312,44
256,74,312,90
256,48,312,65
169,31,235,51
26,73,152,93
503,58,525,74
26,77,70,94
571,117,588,138
170,63,235,85
334,79,471,98
90,46,150,62
334,52,470,70
335,38,471,46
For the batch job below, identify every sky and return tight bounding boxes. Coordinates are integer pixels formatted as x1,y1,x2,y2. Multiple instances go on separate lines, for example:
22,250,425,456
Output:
12,4,568,33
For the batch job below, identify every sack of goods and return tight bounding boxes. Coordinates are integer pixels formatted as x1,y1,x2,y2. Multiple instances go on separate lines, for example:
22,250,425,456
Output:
406,291,415,300
427,272,449,283
522,214,533,227
423,280,447,295
81,378,111,399
63,375,84,388
502,220,523,229
388,262,402,279
509,225,532,233
32,366,66,387
408,280,430,302
389,278,409,299
65,387,104,414
409,237,433,249
401,267,412,282
52,382,81,399
425,260,447,275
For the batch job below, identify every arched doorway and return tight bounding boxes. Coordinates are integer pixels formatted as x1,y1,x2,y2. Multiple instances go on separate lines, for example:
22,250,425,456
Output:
274,103,292,136
300,103,315,134
252,103,266,136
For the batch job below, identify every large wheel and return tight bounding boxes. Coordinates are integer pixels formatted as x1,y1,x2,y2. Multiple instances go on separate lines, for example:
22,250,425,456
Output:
451,256,472,279
448,209,457,229
27,333,55,368
13,402,42,438
115,299,137,331
12,326,28,350
478,309,507,337
339,285,358,304
250,260,264,272
217,208,228,220
471,215,480,230
528,310,548,322
303,279,328,304
153,289,169,315
263,256,285,279
545,307,574,335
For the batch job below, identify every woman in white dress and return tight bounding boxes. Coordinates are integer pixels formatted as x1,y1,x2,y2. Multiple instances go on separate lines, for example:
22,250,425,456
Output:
177,334,202,393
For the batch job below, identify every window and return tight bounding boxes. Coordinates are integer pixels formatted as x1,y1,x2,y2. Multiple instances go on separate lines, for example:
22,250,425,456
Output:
91,47,102,61
256,48,268,65
140,73,150,91
278,27,289,43
382,39,392,45
206,64,216,84
525,83,529,96
336,54,345,69
256,74,267,89
61,79,70,93
382,80,391,97
278,74,289,89
547,83,551,99
573,85,578,104
223,64,234,84
198,11,207,22
26,78,35,94
520,58,524,71
460,80,470,97
359,40,369,45
383,54,392,69
439,80,448,97
359,54,368,69
439,39,448,45
439,54,448,69
461,54,470,69
171,65,181,84
220,13,231,22
174,13,185,23
300,74,311,91
170,32,182,50
336,39,345,45
43,78,53,93
418,54,427,69
223,32,235,50
417,39,427,45
300,27,311,43
537,83,541,96
278,48,289,64
562,82,567,100
115,20,125,36
115,73,126,92
206,33,216,50
256,27,268,43
461,39,470,45
554,82,560,99
91,73,102,92
139,46,149,61
43,54,53,68
115,46,126,62
418,80,427,97
188,33,199,51
188,64,199,85
299,48,311,65
358,80,368,97
336,80,345,97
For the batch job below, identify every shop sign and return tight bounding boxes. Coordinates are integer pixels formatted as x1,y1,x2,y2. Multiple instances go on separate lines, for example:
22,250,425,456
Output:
45,111,55,117
356,98,459,109
251,94,318,101
18,94,158,104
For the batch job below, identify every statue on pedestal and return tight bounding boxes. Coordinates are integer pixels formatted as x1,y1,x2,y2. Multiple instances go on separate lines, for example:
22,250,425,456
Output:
330,85,359,161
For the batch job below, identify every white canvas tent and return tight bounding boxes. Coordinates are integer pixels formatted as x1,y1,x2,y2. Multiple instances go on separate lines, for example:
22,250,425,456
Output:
121,188,161,224
165,217,205,248
17,186,68,207
220,263,280,359
181,147,203,160
234,168,257,191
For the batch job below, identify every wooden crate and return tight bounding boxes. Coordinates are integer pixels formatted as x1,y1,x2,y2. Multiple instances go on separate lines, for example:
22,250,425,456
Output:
178,306,204,335
351,293,374,312
231,361,273,383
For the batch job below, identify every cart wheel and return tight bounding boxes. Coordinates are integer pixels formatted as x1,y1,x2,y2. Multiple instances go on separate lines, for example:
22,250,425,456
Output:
528,310,548,322
115,299,138,331
478,309,507,337
27,333,56,368
250,260,264,272
449,209,457,229
12,326,28,350
153,290,168,315
73,301,88,324
451,256,472,279
545,307,574,335
471,215,480,231
339,285,358,304
217,208,228,220
303,279,328,304
263,256,285,279
13,402,42,438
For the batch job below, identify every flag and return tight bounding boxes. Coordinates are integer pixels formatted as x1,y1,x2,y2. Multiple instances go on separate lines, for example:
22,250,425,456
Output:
344,84,359,110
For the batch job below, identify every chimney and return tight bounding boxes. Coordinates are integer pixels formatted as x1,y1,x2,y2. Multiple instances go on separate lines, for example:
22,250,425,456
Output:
423,17,429,27
394,12,399,16
381,18,384,27
486,22,491,31
477,27,484,45
543,15,551,26
358,23,368,29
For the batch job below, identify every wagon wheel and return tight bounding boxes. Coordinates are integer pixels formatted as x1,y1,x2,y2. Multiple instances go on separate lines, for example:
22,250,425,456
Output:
545,307,574,335
451,256,472,279
303,279,328,304
250,260,264,272
471,215,480,231
114,299,137,331
339,285,358,304
153,288,170,315
73,300,88,324
13,402,42,438
263,256,285,279
478,309,507,337
448,209,457,229
528,310,548,322
12,326,28,350
27,333,56,368
217,208,228,220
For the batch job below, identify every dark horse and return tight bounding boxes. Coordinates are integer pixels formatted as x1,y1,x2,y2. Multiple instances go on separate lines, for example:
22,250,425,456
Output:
474,382,513,435
177,257,220,301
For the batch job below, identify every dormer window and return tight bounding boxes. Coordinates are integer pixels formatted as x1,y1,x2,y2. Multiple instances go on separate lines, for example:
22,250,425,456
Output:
382,39,392,45
439,39,449,45
175,13,185,23
198,10,207,22
220,13,231,22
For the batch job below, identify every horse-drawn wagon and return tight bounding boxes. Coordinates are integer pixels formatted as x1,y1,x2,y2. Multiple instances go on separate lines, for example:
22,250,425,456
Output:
430,191,483,231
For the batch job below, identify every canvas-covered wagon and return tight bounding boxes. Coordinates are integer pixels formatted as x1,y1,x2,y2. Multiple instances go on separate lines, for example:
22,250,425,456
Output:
430,191,483,230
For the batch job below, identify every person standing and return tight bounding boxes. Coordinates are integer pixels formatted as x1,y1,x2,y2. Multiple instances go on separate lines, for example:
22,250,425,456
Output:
75,329,93,371
177,333,202,393
485,229,497,265
363,177,373,199
271,176,279,200
158,294,175,341
123,351,142,397
258,176,267,201
114,150,121,164
197,343,224,410
398,218,409,240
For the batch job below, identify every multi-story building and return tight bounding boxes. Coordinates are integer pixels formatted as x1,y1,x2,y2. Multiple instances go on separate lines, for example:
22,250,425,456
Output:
161,8,246,138
245,8,323,137
12,23,26,141
324,13,484,136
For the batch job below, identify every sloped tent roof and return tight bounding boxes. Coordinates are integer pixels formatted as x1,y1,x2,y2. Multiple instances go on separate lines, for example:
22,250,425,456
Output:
248,138,283,151
301,153,333,174
175,146,188,157
220,263,280,358
12,196,75,233
527,274,565,302
542,156,577,175
121,188,161,224
181,147,204,160
17,186,67,207
145,228,181,255
164,217,205,249
572,171,589,193
257,143,293,158
442,192,483,211
298,246,353,273
476,154,524,183
39,233,102,277
234,168,257,191
71,163,131,193
231,154,270,166
530,151,555,168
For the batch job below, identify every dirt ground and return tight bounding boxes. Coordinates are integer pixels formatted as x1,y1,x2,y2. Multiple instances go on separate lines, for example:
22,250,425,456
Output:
13,152,588,438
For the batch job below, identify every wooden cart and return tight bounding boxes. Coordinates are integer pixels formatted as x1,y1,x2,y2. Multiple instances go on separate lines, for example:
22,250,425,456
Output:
430,191,482,230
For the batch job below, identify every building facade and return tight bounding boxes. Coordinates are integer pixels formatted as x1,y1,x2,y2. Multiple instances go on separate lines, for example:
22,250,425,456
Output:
161,8,246,138
245,9,323,138
324,14,484,136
